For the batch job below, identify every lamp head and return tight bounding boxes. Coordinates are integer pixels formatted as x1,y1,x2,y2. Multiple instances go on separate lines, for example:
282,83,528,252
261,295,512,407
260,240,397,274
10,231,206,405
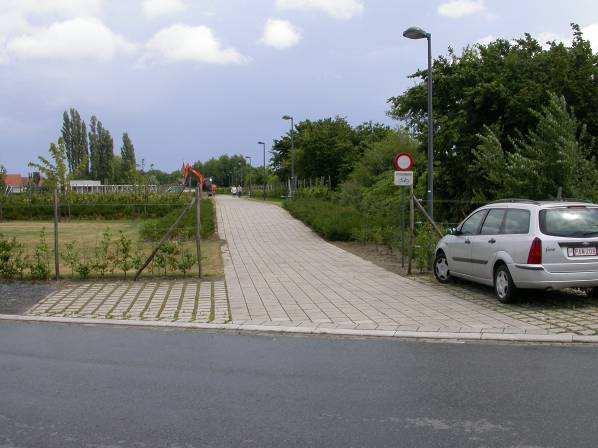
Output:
282,115,293,121
403,26,430,39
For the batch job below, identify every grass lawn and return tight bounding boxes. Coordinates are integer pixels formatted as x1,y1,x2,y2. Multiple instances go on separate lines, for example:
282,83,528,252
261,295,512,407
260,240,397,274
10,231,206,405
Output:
0,220,223,279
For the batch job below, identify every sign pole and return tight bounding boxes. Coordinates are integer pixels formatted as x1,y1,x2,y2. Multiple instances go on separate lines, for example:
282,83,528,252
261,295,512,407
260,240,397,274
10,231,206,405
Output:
408,186,414,275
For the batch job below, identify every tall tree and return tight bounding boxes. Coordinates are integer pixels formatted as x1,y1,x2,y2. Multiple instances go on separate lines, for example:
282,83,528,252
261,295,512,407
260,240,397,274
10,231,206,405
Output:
61,108,89,177
120,132,136,173
88,116,114,182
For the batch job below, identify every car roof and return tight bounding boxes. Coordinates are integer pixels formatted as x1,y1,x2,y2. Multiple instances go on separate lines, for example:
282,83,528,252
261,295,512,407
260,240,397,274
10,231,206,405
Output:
486,199,596,208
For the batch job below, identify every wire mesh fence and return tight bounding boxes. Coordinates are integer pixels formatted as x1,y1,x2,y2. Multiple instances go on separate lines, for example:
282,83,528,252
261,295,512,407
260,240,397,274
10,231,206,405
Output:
0,191,218,281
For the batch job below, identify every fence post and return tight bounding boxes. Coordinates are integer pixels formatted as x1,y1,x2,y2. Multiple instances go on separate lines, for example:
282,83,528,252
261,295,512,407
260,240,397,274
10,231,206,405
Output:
407,189,414,275
195,183,202,278
53,188,60,280
400,197,405,268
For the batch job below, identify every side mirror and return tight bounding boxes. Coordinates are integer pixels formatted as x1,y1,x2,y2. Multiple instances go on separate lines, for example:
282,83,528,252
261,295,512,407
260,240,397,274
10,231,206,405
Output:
448,227,463,236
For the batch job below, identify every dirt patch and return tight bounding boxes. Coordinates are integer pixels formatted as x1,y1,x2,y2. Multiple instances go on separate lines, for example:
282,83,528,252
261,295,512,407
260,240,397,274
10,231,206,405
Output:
0,281,58,315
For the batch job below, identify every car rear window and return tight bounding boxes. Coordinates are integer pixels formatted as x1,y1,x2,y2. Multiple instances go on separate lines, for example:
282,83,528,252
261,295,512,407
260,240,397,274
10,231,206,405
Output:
503,209,530,234
539,207,598,238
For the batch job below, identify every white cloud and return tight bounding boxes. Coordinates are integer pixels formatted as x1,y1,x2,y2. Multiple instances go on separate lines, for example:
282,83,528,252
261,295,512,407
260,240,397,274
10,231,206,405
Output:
535,24,598,52
0,0,103,19
145,24,247,64
6,17,136,62
276,0,364,20
582,23,598,52
438,0,485,18
261,19,301,50
476,34,496,46
142,0,188,20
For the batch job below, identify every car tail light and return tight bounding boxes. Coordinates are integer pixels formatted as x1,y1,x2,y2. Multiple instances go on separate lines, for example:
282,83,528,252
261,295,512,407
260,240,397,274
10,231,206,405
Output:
527,237,542,264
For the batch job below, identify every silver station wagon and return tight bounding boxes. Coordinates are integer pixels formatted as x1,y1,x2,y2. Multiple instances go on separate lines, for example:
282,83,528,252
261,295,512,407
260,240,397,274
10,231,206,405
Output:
434,200,598,302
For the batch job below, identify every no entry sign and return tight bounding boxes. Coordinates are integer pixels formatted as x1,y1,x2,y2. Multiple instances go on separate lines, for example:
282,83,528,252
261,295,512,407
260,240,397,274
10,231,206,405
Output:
393,153,414,171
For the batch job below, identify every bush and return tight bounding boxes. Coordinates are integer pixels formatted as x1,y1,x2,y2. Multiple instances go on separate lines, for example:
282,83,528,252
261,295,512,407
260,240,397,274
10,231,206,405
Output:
0,192,190,220
284,198,363,241
139,199,215,242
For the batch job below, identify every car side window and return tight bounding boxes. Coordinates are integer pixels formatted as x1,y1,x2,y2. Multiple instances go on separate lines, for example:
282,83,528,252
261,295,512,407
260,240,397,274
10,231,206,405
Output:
480,209,506,235
503,209,531,234
460,210,487,236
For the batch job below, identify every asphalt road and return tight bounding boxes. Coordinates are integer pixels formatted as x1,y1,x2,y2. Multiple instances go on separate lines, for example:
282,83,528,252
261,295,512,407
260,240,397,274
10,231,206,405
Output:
1,322,597,448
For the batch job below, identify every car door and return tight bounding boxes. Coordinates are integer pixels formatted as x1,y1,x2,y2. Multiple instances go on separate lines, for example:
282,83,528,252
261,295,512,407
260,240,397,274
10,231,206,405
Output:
470,208,506,280
447,209,488,275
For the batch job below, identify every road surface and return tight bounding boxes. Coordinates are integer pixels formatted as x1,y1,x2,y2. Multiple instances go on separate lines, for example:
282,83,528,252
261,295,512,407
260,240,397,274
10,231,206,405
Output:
1,321,597,447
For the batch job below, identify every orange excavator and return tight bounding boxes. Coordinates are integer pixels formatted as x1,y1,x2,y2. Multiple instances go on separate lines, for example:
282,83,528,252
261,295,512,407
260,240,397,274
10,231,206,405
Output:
182,163,216,196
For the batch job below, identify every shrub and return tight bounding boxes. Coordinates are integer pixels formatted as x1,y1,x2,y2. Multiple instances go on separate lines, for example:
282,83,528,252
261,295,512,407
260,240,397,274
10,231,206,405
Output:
284,198,363,241
0,234,26,279
139,199,215,242
30,229,51,280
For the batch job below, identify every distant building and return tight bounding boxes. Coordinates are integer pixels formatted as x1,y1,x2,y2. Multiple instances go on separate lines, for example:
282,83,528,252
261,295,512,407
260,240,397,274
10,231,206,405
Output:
4,174,29,194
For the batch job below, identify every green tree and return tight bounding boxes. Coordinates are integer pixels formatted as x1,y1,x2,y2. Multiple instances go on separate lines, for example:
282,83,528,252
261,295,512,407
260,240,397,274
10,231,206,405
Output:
89,115,114,183
474,94,598,201
388,24,598,204
29,139,69,192
120,132,136,174
0,165,5,188
61,108,89,177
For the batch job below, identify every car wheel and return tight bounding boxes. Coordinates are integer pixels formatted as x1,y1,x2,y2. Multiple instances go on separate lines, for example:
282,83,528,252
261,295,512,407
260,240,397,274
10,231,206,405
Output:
494,264,516,303
434,251,451,284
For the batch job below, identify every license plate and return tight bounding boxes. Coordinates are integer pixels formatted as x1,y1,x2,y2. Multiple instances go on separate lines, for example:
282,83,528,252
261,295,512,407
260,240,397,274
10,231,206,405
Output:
567,247,597,257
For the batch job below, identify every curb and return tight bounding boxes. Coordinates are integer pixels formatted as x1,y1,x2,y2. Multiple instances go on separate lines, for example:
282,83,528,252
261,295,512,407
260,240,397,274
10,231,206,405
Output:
2,314,598,344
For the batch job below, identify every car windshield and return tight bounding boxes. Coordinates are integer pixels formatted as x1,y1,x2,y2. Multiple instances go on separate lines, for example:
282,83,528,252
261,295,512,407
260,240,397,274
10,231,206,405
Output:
539,207,598,237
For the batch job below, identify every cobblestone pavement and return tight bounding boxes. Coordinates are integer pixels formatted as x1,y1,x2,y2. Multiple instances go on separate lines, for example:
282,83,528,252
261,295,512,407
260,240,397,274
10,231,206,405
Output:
27,280,229,323
217,196,598,336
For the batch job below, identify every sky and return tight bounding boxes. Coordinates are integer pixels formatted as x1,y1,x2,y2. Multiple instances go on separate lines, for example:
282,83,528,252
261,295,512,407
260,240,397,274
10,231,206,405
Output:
1,0,597,174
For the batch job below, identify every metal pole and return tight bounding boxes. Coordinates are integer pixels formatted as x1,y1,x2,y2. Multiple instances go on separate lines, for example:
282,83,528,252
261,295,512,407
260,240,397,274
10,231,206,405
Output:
53,189,60,280
195,184,202,278
260,142,266,200
427,34,434,220
290,117,295,197
408,188,414,275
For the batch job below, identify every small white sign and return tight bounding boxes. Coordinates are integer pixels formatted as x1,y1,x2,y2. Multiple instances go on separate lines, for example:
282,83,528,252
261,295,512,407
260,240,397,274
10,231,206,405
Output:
394,171,413,186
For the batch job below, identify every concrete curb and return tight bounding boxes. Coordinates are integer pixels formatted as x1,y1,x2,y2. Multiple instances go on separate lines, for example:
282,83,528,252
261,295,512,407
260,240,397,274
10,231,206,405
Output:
2,314,597,344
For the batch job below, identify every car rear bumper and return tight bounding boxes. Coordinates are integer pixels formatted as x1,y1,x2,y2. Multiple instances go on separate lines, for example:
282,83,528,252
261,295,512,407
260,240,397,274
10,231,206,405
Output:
512,263,598,290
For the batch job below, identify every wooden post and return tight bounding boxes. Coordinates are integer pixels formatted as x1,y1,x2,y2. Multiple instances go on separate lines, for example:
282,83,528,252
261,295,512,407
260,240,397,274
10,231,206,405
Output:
413,196,444,238
195,183,202,278
53,189,60,280
134,197,196,280
407,188,414,275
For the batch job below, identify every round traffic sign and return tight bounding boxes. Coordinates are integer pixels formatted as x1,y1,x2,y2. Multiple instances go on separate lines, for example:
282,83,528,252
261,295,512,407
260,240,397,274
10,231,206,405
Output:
393,153,414,171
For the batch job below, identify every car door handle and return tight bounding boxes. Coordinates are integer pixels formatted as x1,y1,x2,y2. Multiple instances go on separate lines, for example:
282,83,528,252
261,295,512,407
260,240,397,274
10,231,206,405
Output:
488,238,496,244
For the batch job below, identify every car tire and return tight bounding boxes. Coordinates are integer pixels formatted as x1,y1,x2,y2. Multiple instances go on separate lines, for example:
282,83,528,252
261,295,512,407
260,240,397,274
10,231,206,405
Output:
434,251,452,284
494,264,516,303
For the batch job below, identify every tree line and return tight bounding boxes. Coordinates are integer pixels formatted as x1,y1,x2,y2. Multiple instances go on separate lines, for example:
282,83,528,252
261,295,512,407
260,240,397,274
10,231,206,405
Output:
29,108,141,190
237,24,597,220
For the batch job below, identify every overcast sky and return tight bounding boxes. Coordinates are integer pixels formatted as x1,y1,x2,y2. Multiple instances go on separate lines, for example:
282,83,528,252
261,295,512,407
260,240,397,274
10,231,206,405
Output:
1,0,597,173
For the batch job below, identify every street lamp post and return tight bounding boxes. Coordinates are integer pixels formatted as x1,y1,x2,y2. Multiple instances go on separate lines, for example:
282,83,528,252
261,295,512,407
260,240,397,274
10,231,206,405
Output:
245,156,253,197
403,26,434,220
258,141,266,200
282,115,295,197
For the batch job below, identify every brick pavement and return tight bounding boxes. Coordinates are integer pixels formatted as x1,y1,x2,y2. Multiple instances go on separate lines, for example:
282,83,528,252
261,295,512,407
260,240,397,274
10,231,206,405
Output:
217,196,563,335
27,280,228,323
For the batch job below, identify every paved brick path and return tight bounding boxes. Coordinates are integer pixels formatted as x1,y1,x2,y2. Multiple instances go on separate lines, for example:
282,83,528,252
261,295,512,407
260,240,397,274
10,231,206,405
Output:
27,280,228,323
217,196,553,334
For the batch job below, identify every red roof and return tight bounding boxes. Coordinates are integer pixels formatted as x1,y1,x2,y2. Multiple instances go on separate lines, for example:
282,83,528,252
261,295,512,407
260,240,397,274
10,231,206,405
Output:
4,174,28,187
